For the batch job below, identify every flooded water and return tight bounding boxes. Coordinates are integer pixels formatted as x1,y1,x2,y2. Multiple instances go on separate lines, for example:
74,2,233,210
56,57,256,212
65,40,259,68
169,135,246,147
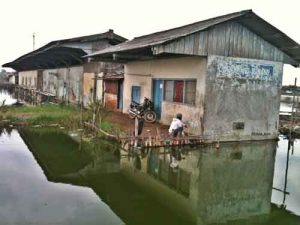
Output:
0,90,17,105
0,127,299,225
280,102,293,115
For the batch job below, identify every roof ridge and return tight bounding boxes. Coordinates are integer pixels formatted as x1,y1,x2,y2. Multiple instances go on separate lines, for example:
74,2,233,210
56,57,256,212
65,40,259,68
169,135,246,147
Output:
51,29,126,44
132,9,252,40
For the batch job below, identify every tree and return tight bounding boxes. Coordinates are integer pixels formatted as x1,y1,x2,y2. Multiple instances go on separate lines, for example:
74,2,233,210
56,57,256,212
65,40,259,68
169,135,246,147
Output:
0,69,8,82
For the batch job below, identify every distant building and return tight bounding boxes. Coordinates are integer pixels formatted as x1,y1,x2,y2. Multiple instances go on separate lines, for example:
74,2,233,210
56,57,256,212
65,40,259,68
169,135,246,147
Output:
87,10,300,141
3,30,126,108
7,72,18,85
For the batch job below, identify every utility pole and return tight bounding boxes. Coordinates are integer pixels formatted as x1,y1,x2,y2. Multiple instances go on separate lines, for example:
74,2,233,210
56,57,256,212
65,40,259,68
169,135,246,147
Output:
33,33,36,50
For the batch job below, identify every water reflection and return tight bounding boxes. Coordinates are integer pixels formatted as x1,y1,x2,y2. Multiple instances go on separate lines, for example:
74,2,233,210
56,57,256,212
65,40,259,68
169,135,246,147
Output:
0,90,17,105
0,128,123,225
1,128,299,225
19,128,193,225
121,142,277,224
272,137,300,216
124,142,300,225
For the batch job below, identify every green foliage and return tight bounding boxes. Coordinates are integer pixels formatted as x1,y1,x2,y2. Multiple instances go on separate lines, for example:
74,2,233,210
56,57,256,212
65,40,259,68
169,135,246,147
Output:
100,120,122,136
6,104,77,114
1,104,83,128
20,128,93,176
1,102,124,136
86,100,109,124
0,69,8,81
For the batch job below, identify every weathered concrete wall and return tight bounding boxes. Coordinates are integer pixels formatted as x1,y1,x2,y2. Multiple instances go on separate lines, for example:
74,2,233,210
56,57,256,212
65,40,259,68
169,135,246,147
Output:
83,62,123,107
193,141,276,224
204,55,283,141
18,70,38,88
42,62,116,106
82,72,104,106
83,72,94,106
42,66,83,103
124,56,207,134
8,75,15,84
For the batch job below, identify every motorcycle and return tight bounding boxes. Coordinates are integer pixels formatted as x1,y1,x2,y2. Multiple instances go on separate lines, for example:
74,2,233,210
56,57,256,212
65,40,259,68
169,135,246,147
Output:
129,97,157,123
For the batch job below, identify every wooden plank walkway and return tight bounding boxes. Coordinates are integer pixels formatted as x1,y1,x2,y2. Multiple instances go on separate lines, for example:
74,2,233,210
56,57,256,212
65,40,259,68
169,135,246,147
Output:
84,122,208,150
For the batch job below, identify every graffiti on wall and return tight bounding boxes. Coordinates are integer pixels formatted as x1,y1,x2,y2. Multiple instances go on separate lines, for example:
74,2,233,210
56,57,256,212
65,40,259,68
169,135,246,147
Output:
216,60,275,82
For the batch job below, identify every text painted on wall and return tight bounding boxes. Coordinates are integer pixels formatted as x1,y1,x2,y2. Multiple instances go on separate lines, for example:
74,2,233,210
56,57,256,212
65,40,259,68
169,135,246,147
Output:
216,60,274,81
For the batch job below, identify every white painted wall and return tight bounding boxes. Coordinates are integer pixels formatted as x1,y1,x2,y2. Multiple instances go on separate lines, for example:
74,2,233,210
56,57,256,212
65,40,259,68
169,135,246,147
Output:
124,56,207,134
18,70,38,88
42,66,83,103
8,75,15,84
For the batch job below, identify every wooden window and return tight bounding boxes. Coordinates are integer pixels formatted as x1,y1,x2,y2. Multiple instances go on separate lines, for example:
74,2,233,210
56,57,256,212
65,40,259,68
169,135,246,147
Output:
163,80,196,105
184,80,196,104
164,80,174,102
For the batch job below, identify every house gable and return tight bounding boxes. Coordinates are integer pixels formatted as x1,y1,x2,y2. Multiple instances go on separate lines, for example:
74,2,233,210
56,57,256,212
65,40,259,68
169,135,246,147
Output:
152,21,295,65
87,10,300,67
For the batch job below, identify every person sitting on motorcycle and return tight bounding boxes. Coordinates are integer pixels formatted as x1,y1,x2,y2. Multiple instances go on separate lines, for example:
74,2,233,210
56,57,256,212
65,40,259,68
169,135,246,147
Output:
169,113,187,137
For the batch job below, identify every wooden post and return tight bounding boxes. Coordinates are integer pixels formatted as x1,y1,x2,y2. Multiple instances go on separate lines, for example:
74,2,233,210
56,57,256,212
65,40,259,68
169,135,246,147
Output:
93,73,97,103
134,117,138,147
148,130,152,147
80,101,83,127
67,67,70,104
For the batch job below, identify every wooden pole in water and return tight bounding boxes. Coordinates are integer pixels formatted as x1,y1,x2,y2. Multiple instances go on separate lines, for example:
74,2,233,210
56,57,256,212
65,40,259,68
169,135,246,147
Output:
289,78,297,150
147,130,151,148
283,143,291,207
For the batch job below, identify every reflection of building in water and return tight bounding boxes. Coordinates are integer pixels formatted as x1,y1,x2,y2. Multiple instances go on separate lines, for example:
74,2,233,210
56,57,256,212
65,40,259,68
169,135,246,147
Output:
20,128,194,225
121,141,277,224
194,142,276,224
20,128,299,225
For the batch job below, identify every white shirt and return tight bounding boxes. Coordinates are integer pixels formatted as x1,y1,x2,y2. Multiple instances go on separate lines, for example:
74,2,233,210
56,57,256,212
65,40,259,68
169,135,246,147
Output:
169,118,184,133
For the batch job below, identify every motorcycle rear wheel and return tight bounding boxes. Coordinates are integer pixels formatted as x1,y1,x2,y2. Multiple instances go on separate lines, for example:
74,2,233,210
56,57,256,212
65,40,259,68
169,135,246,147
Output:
144,111,157,123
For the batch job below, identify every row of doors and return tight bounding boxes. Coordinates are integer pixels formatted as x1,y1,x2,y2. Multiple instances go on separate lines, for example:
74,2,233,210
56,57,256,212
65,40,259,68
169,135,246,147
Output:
131,80,163,119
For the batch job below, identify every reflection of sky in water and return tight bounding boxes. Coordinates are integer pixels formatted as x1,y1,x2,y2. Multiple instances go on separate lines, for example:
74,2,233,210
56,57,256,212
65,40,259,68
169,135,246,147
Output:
1,128,299,225
0,91,17,105
280,102,292,113
272,136,300,216
0,130,123,225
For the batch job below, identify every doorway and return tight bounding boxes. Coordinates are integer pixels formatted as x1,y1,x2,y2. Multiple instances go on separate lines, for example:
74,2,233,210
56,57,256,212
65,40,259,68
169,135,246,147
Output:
152,80,163,120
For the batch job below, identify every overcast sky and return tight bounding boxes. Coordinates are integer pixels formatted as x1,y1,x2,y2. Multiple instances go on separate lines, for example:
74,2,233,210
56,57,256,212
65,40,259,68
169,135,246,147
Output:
1,0,300,85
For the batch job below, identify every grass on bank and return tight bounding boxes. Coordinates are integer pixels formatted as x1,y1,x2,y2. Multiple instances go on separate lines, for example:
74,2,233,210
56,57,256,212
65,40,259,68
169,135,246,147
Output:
0,104,80,127
0,104,123,135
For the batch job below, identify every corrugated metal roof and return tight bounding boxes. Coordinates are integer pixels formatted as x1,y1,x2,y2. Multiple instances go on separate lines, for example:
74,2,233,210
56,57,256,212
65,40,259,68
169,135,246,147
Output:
47,29,127,45
2,46,86,71
87,10,300,66
87,10,250,57
3,30,127,71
